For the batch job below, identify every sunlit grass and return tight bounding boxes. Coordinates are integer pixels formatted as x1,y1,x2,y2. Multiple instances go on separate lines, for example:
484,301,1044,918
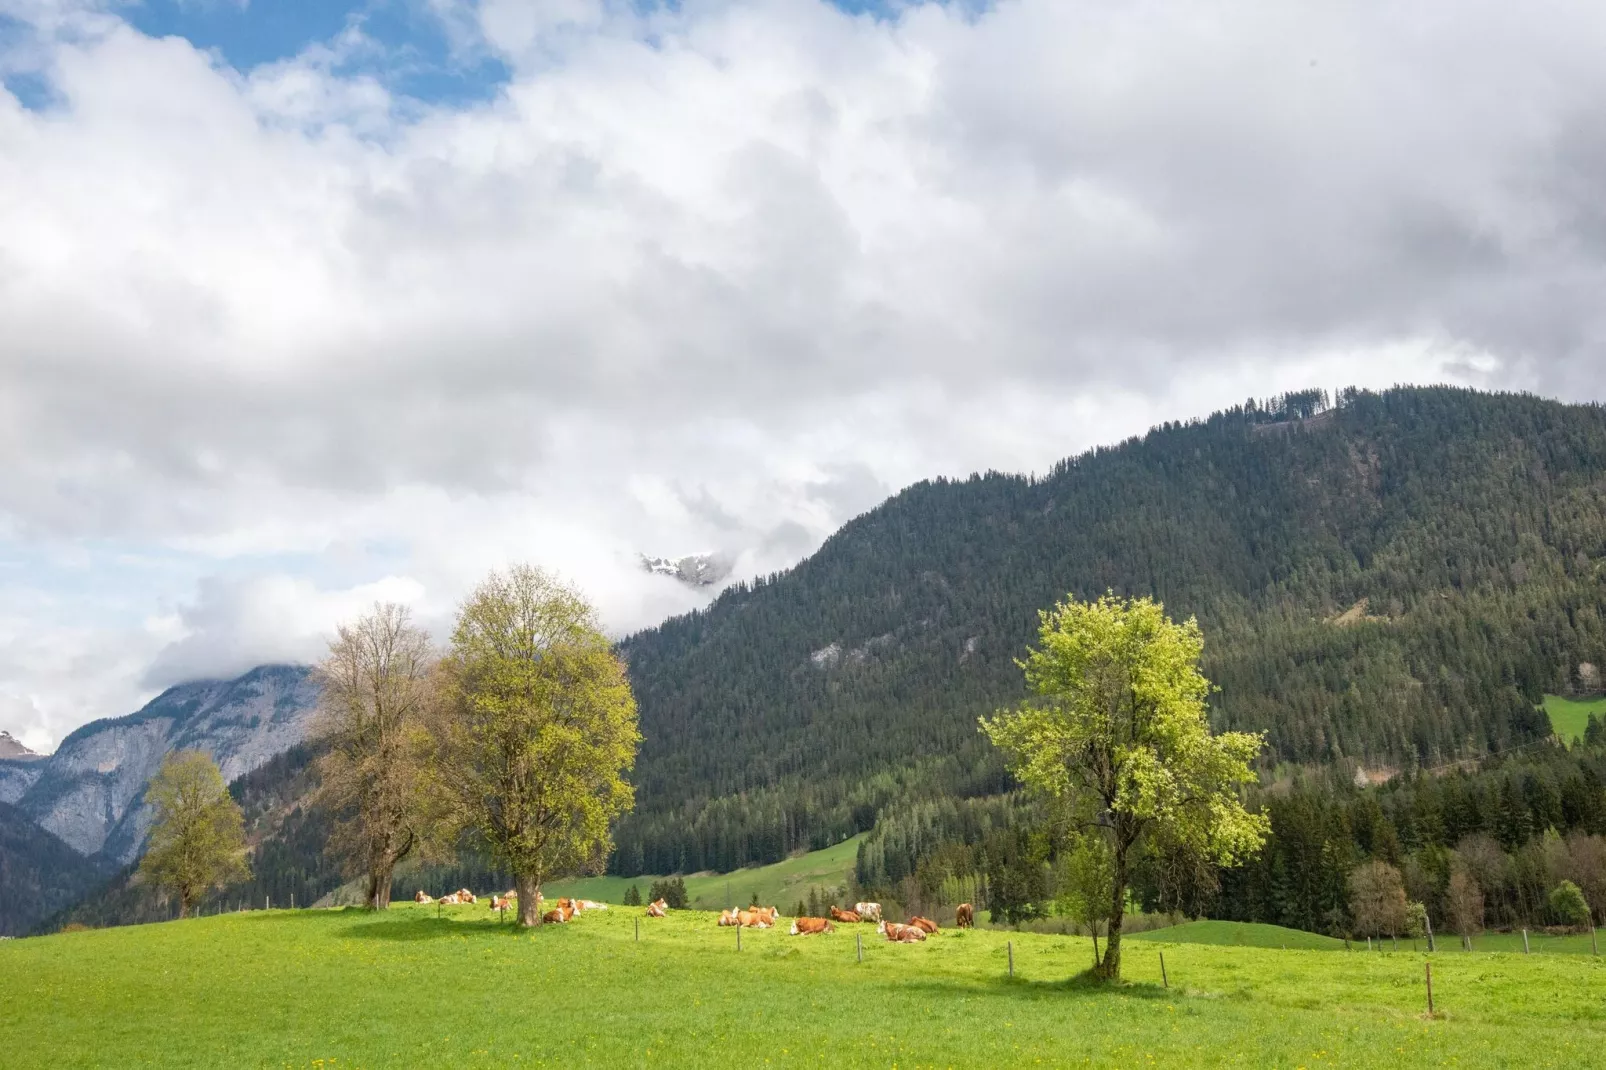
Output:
3,904,1602,1067
1542,693,1606,743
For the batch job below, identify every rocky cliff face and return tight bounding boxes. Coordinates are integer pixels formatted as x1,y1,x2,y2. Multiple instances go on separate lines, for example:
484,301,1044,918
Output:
12,665,320,863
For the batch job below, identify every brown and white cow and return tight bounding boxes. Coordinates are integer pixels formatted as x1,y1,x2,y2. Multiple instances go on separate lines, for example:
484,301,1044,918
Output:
854,902,882,922
414,890,433,904
955,903,974,928
438,892,463,905
645,899,668,918
789,917,835,935
574,899,607,912
456,888,477,904
736,909,772,929
490,895,513,911
829,906,861,924
717,909,741,926
877,921,927,942
541,907,571,924
908,916,939,934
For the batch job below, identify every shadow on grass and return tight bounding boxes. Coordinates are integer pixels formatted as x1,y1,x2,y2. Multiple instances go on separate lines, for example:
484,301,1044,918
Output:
334,914,541,942
889,969,1174,1003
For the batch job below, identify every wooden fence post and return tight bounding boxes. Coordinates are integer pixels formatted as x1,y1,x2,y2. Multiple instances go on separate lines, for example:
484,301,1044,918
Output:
1425,914,1435,953
1160,951,1168,989
1522,929,1530,954
1592,927,1599,957
856,932,862,963
1425,962,1434,1016
737,925,742,951
1008,940,1014,978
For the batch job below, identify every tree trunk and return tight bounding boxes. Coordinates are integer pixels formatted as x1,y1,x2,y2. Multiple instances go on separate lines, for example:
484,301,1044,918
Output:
1098,835,1131,981
517,872,542,927
367,861,396,910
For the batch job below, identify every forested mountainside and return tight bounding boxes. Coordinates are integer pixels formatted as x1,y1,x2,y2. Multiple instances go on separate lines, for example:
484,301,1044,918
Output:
0,802,110,935
611,387,1606,875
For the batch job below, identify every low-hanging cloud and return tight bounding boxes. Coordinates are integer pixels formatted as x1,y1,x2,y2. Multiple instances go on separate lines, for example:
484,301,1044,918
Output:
2,0,1604,748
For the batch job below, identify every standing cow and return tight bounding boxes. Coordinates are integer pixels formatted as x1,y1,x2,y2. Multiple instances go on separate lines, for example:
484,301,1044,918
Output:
854,902,882,922
955,903,974,928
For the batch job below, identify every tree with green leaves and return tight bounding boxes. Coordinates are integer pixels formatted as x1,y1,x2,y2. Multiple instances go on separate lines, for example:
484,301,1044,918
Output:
312,603,436,910
1549,880,1592,930
649,877,687,910
980,594,1267,980
623,884,642,906
138,750,250,917
431,565,641,927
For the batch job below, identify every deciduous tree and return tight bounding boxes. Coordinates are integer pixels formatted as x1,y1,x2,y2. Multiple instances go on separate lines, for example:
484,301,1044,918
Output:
432,565,640,927
979,594,1267,980
312,603,436,910
138,751,250,917
1348,860,1408,939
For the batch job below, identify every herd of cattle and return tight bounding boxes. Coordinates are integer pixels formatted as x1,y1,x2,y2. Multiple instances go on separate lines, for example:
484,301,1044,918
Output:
413,887,976,942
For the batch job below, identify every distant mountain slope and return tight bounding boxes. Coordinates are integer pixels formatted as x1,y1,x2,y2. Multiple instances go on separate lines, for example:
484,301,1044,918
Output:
0,801,110,935
611,387,1606,874
13,665,319,862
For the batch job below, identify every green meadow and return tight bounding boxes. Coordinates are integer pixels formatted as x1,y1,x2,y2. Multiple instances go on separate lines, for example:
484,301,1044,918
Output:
3,904,1603,1068
1543,693,1606,743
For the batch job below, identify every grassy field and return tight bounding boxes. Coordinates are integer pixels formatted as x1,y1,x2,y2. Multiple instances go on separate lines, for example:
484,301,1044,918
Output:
469,835,865,912
1542,693,1606,743
3,907,1603,1068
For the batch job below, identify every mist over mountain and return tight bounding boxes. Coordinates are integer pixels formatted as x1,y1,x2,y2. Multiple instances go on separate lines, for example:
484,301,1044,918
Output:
1,666,318,864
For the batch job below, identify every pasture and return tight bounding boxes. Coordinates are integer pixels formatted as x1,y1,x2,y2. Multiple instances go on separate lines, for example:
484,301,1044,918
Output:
1543,693,1606,744
2,904,1603,1068
537,834,864,911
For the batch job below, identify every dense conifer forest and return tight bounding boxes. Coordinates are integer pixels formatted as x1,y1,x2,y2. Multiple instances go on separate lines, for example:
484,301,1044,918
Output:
612,387,1606,875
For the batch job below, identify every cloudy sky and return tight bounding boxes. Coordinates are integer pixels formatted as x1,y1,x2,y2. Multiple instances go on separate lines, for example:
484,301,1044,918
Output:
2,0,1603,751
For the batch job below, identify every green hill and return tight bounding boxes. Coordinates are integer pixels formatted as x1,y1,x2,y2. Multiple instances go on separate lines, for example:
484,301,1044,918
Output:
615,387,1606,874
2,906,1600,1067
1130,920,1347,950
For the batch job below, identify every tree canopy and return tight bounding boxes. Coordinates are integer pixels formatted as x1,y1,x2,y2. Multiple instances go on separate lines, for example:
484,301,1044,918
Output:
431,565,641,926
137,750,250,917
980,594,1267,979
312,602,435,909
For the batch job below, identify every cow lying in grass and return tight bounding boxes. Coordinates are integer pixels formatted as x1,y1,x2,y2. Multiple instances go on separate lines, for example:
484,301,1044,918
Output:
454,889,477,904
438,892,463,905
877,921,927,942
489,895,513,911
541,906,573,924
645,899,668,918
789,917,835,935
908,916,939,934
955,903,974,928
414,891,433,904
829,906,861,924
854,902,882,922
573,899,607,912
736,909,773,929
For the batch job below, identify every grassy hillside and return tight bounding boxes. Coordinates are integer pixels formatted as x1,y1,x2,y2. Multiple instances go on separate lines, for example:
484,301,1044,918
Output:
539,835,864,910
615,388,1606,874
1544,694,1606,743
2,907,1601,1068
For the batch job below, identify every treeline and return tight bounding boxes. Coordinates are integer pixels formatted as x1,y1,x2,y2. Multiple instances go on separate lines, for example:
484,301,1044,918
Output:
849,741,1606,936
612,387,1606,874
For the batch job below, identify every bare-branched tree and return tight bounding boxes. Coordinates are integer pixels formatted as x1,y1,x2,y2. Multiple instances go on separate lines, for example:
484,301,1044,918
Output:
313,602,436,910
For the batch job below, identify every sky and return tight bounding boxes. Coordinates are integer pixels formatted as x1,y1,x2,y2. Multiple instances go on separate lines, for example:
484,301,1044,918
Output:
3,0,1605,752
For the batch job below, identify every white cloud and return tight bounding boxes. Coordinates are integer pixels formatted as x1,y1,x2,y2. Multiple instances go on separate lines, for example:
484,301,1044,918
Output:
2,0,1603,748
